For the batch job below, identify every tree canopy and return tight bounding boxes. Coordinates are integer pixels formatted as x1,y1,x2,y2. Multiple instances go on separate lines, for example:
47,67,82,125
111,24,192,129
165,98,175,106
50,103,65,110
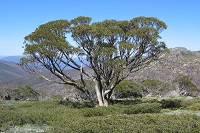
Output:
20,16,167,106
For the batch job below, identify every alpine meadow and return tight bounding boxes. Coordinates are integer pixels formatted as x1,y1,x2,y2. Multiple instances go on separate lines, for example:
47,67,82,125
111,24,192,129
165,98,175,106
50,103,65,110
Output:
1,16,200,133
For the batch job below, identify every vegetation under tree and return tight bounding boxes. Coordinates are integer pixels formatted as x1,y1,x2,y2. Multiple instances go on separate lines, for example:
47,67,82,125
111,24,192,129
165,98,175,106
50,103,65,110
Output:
20,16,167,106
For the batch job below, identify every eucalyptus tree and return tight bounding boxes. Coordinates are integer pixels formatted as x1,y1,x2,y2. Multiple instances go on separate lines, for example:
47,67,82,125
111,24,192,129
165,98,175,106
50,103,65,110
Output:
20,16,167,106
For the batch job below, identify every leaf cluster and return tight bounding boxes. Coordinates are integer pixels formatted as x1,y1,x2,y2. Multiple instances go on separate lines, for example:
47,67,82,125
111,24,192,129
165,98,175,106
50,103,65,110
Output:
115,80,140,91
5,85,40,100
20,16,168,105
173,74,199,91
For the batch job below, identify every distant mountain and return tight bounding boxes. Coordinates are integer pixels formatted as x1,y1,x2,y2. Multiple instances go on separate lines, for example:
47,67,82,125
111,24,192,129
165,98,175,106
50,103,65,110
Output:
0,62,81,96
0,56,22,63
0,56,6,59
0,60,27,81
132,47,200,85
1,47,200,98
0,56,85,68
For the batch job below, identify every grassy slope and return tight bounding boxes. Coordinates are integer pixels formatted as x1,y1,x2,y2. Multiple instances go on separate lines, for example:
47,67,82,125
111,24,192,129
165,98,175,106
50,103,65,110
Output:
1,98,200,133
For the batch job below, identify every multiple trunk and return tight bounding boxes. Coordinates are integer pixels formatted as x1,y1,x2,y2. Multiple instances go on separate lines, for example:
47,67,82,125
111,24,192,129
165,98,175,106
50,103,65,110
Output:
94,80,109,106
21,16,167,107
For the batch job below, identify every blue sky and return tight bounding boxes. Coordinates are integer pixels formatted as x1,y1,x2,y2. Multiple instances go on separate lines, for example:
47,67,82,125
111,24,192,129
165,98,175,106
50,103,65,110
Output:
0,0,200,56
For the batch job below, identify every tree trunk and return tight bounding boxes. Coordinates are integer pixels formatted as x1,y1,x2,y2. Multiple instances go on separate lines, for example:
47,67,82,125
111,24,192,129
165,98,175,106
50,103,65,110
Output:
94,80,109,106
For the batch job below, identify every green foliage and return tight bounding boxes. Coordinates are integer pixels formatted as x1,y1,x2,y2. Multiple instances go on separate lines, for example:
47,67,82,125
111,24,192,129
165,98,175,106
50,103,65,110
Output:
63,114,200,133
81,107,107,117
140,79,170,90
20,16,167,106
160,99,182,108
81,105,123,117
17,85,39,96
74,79,95,90
64,80,96,101
187,103,200,111
180,97,200,109
115,80,140,91
59,100,92,108
111,99,142,105
7,85,40,100
139,79,172,95
123,103,162,114
1,99,200,132
173,74,199,91
115,80,142,99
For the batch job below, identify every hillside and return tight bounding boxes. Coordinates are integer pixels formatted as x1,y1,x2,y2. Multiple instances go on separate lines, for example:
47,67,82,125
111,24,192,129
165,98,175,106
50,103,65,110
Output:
0,56,22,63
0,63,82,96
132,47,200,86
0,47,200,98
0,60,27,81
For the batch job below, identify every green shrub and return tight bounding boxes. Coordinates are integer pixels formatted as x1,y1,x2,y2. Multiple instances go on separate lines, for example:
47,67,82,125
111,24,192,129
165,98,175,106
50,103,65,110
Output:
160,99,182,108
123,103,162,114
139,79,173,96
111,99,142,105
63,114,200,133
81,107,107,117
173,74,199,91
187,103,200,111
180,98,199,109
59,100,93,108
115,80,142,99
115,80,140,92
6,85,40,100
81,105,124,117
1,100,200,133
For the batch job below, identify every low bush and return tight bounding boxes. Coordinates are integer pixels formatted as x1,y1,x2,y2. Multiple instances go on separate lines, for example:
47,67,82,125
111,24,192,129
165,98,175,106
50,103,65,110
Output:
180,97,200,109
173,74,199,92
111,99,142,105
64,114,200,133
4,85,40,101
114,80,142,99
123,103,162,114
81,107,106,117
1,99,200,133
59,100,93,108
81,105,122,117
139,79,173,96
187,103,200,111
160,99,182,108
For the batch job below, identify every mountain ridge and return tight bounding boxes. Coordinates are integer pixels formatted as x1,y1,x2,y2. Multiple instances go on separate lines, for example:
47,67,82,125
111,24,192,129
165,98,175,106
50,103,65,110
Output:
0,55,22,63
0,60,28,81
0,47,200,98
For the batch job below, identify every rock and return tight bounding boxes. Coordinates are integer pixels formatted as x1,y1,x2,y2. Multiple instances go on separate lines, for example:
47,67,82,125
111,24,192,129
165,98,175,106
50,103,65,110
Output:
62,96,69,102
157,94,162,101
145,93,153,97
4,92,11,100
185,96,193,100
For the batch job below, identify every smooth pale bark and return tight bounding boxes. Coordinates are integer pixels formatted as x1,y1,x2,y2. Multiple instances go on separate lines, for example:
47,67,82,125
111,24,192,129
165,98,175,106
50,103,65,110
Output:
94,80,109,106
